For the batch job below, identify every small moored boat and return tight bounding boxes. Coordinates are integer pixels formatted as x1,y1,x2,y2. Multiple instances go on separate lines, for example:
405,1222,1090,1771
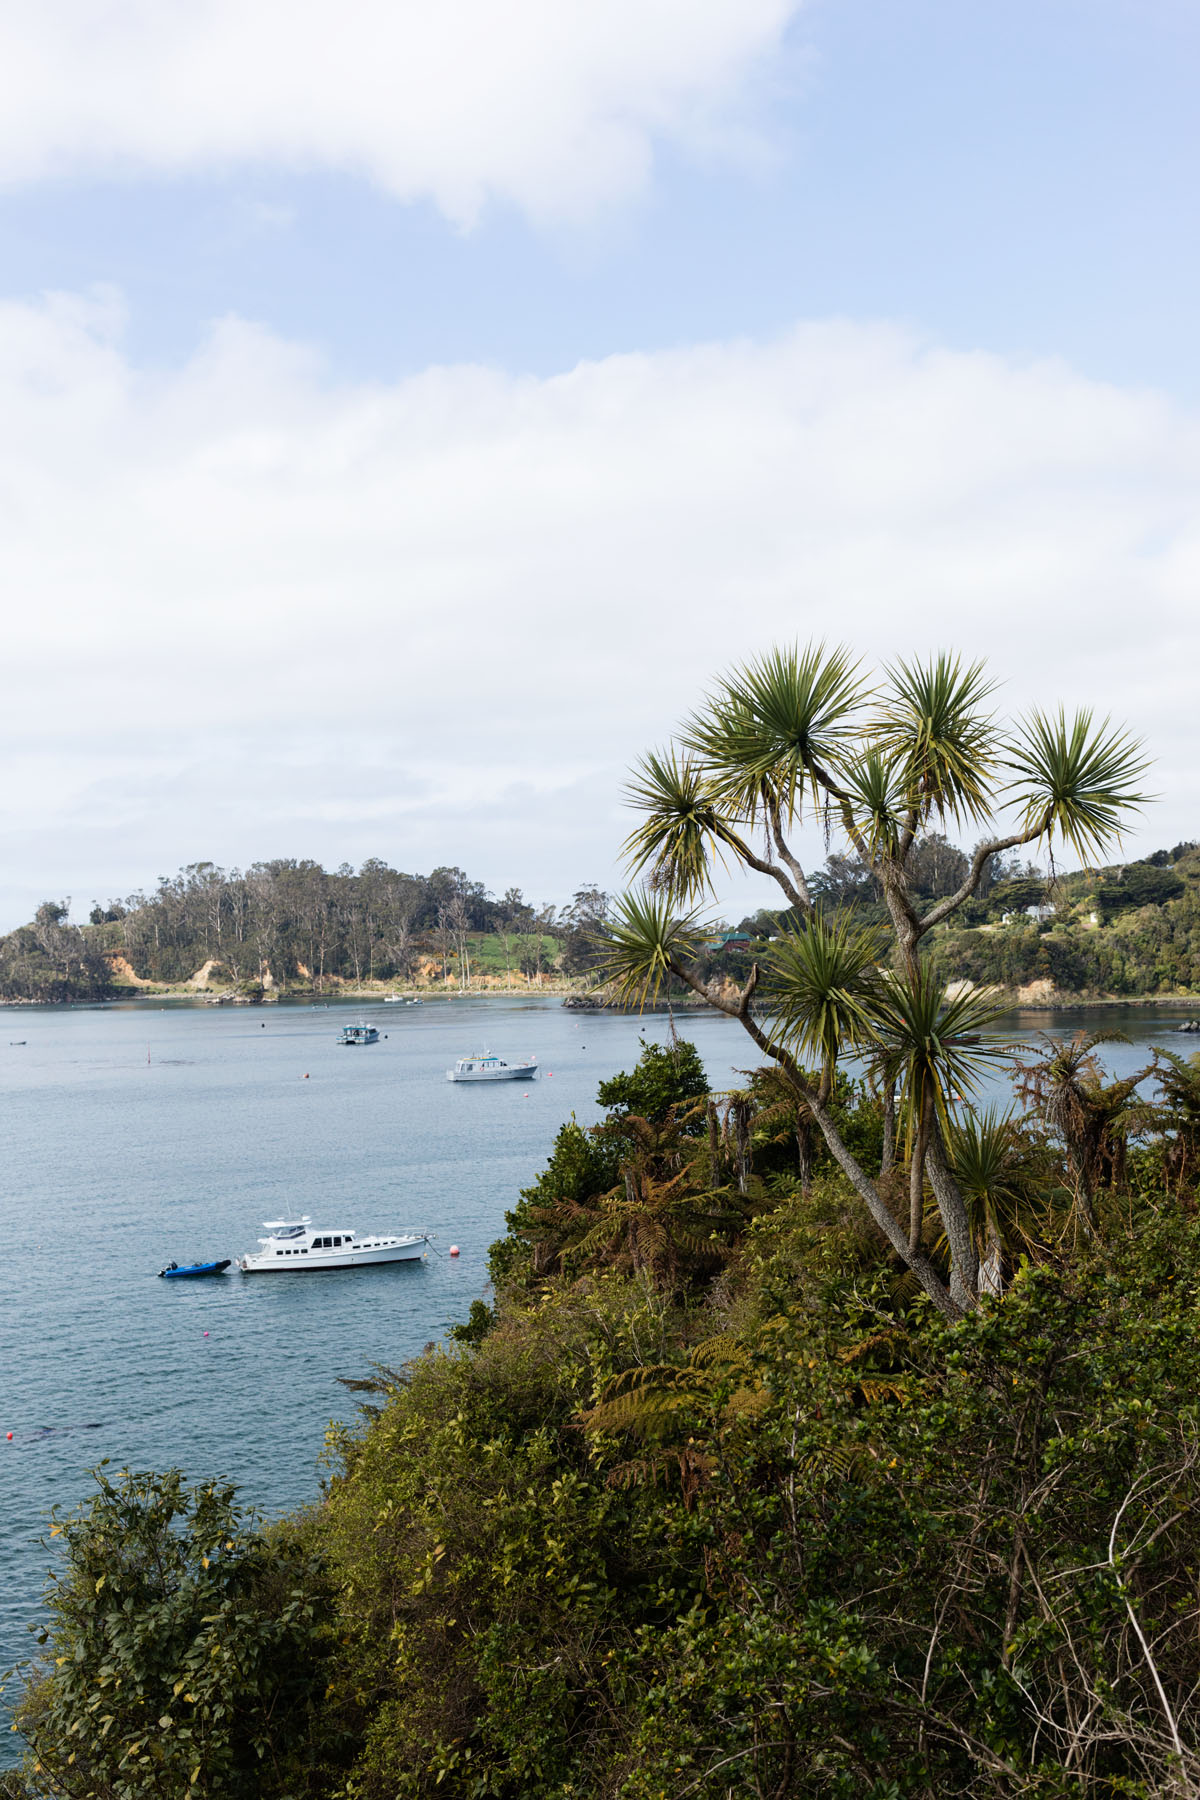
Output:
446,1052,538,1083
159,1259,231,1279
338,1022,379,1045
238,1217,426,1272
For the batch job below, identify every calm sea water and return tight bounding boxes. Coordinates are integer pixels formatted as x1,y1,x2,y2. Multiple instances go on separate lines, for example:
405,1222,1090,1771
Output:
2,993,1196,1751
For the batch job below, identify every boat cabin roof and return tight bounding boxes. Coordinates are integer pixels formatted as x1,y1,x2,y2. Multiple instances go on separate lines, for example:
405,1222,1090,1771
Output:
260,1221,356,1240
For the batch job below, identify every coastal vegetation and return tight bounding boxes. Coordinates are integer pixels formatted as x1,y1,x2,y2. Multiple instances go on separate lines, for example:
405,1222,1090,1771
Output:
0,869,609,1004
12,644,1200,1795
6,841,1200,1009
12,1026,1200,1799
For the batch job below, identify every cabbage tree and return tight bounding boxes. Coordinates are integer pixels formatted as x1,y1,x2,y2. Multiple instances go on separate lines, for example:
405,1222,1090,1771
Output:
605,644,1149,1318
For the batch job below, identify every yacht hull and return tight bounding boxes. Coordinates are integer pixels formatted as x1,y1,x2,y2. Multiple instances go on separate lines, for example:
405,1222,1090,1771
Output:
446,1064,537,1082
239,1240,425,1272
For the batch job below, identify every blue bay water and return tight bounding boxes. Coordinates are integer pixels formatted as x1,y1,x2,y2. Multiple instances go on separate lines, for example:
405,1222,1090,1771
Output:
2,992,1196,1754
0,992,753,1743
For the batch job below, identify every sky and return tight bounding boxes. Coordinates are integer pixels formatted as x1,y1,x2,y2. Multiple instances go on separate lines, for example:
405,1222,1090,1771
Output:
1,0,1198,930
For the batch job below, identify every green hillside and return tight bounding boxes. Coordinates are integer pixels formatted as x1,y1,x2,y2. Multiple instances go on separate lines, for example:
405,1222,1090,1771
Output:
927,841,1200,999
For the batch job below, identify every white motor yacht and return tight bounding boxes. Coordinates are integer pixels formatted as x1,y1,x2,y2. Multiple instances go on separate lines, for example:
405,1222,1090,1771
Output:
238,1216,426,1272
446,1052,538,1083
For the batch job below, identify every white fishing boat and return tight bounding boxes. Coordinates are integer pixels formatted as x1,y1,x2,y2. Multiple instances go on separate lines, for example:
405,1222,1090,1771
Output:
446,1051,538,1083
237,1216,426,1272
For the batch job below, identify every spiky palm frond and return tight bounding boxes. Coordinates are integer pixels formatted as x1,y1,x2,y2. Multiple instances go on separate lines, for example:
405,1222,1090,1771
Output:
942,1107,1053,1258
680,642,867,825
874,653,998,829
620,748,740,901
765,911,885,1076
1005,708,1151,863
597,891,707,1007
837,750,904,859
870,972,1012,1134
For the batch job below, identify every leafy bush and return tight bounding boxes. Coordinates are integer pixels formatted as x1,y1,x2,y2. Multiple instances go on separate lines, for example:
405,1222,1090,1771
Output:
13,1468,339,1799
595,1037,710,1125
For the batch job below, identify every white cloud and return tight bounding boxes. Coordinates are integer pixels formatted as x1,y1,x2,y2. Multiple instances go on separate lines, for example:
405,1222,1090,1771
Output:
1,293,1199,927
0,0,800,224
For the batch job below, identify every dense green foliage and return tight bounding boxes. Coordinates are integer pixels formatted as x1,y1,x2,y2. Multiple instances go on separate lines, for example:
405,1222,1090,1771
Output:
12,1469,340,1798
5,835,1200,1006
594,1036,710,1123
0,868,608,1000
0,903,113,1004
709,844,1200,1001
931,846,1200,996
16,1032,1200,1797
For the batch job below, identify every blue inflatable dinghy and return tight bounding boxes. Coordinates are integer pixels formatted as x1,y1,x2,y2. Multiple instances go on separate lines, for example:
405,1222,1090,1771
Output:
159,1259,231,1279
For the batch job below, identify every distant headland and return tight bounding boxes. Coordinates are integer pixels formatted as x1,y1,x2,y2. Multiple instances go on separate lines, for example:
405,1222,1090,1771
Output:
3,840,1200,1008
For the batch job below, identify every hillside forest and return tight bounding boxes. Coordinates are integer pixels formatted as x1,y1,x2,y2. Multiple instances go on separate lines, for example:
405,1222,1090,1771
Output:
3,838,1200,1006
0,866,609,1003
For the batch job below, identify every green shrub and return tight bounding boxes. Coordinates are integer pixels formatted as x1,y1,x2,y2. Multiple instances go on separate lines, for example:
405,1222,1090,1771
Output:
13,1468,338,1799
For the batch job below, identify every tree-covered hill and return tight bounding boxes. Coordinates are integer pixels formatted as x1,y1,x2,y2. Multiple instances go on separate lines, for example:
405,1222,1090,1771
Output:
692,839,1200,1003
0,864,613,1002
926,839,1200,999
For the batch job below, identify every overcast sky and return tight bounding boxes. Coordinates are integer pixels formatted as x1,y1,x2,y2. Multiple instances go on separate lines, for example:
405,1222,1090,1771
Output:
2,0,1198,929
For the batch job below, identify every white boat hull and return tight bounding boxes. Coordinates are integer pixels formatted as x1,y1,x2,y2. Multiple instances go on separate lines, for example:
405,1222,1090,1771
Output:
447,1062,537,1082
239,1237,426,1272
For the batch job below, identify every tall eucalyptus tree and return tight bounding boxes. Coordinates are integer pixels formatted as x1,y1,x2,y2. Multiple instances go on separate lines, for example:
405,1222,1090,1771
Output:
602,644,1149,1318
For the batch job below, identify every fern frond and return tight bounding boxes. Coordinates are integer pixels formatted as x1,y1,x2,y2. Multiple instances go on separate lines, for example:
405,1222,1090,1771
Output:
839,1329,906,1364
856,1378,910,1406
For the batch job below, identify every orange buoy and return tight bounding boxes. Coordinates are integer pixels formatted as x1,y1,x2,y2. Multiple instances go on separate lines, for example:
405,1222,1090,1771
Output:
449,1245,460,1257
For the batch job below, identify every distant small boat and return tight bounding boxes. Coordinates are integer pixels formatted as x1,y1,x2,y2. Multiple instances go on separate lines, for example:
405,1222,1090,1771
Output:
339,1022,380,1045
447,1052,537,1083
159,1259,231,1279
384,996,422,1006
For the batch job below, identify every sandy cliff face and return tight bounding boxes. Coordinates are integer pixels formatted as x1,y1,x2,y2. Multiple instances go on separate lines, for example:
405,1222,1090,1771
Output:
106,954,155,987
1014,978,1058,1005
